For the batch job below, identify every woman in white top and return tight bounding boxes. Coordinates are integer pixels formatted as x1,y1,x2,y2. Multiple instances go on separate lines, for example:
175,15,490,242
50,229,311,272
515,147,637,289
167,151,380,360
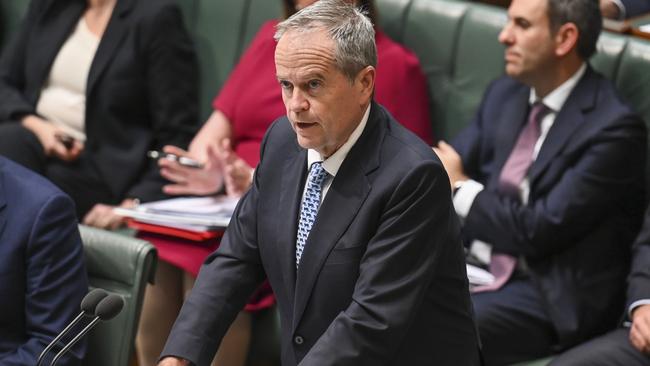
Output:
0,0,198,228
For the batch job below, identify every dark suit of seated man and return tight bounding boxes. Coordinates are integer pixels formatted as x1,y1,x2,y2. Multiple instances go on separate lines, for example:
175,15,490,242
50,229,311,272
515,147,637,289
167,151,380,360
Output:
434,0,646,364
601,0,650,19
550,207,650,366
158,0,480,365
0,156,88,365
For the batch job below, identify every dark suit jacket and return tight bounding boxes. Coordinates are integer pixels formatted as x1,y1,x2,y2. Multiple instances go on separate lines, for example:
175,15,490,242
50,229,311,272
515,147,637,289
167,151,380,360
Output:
453,67,647,348
622,0,650,18
0,156,88,365
162,103,481,365
0,0,198,201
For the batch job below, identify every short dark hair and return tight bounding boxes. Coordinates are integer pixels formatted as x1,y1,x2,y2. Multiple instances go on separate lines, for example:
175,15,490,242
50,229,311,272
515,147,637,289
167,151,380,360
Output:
547,0,602,60
282,0,378,24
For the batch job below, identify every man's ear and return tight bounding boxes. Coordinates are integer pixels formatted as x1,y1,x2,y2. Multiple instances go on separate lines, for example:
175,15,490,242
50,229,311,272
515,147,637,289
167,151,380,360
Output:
356,66,376,103
554,22,579,57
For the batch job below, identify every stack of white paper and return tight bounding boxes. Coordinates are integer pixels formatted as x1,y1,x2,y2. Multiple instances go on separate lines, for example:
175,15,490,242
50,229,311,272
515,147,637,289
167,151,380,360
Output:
114,196,239,231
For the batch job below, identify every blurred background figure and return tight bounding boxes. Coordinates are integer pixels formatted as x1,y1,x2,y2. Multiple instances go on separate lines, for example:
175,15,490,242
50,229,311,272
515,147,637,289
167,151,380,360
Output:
600,0,650,19
0,156,88,365
0,0,199,230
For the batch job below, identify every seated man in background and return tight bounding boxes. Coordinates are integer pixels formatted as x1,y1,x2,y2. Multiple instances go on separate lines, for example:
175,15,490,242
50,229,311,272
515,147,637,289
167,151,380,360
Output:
0,156,88,365
601,0,650,19
551,207,650,366
434,0,646,364
159,1,480,365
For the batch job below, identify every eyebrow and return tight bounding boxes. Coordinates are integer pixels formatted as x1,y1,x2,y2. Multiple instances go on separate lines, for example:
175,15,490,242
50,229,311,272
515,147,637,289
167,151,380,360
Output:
277,72,326,82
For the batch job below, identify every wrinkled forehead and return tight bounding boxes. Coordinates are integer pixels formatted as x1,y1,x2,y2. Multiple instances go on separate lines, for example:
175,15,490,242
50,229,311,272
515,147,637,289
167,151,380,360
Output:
275,28,338,76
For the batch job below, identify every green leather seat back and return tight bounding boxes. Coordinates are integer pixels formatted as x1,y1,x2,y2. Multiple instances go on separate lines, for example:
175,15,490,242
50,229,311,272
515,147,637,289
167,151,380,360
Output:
616,38,650,127
445,3,505,139
615,37,650,182
189,0,249,120
403,0,469,141
80,225,157,366
375,0,413,43
591,31,627,81
241,0,283,52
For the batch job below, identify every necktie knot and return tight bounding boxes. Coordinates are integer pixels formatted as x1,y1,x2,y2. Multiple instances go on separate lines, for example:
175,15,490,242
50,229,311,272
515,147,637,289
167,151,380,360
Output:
498,102,551,197
528,102,551,131
307,162,328,189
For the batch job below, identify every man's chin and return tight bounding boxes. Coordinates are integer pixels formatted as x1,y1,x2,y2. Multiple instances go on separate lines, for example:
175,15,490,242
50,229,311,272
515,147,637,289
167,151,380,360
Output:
296,135,318,150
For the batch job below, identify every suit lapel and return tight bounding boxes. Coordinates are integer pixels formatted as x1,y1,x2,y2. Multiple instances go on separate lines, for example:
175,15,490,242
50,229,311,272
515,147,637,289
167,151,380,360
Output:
275,145,308,303
87,0,135,96
291,104,382,331
30,0,85,90
528,68,597,185
489,87,530,188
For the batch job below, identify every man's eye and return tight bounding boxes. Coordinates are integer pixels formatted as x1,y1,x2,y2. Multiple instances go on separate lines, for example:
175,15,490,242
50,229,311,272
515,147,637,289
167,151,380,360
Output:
308,80,321,89
279,80,293,90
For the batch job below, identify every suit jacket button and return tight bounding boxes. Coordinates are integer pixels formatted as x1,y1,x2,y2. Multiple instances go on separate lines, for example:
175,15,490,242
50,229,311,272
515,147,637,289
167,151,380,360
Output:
294,335,304,345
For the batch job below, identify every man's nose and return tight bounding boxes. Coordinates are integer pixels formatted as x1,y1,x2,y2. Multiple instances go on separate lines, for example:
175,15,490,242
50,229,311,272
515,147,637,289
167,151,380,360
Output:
288,90,309,113
498,23,513,45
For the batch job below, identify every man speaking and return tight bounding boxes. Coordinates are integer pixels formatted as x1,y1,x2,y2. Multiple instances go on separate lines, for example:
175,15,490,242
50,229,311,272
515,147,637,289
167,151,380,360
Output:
158,1,480,365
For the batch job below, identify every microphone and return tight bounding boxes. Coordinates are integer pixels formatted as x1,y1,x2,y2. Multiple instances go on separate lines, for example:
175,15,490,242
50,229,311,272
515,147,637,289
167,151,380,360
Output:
36,289,108,366
50,294,125,366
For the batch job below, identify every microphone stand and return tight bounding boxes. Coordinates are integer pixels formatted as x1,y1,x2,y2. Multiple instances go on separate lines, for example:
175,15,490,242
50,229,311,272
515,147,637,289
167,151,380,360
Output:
35,312,86,366
49,316,101,366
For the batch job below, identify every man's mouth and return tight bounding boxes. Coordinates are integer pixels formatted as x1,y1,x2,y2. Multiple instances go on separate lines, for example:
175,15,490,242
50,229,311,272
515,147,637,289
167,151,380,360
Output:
296,121,317,129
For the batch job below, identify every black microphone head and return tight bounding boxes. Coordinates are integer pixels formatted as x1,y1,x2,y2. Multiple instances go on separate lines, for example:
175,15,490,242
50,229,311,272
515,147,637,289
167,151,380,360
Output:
95,295,125,320
80,288,109,315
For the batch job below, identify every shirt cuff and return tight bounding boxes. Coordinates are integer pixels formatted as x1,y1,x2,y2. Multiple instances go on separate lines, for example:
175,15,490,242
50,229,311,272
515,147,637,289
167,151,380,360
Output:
453,179,484,219
629,299,650,319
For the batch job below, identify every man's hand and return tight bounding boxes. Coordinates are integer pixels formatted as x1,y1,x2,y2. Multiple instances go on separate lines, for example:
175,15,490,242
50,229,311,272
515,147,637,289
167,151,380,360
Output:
82,199,137,230
432,141,468,187
600,0,622,19
630,304,650,354
157,357,190,366
160,145,224,196
21,115,83,161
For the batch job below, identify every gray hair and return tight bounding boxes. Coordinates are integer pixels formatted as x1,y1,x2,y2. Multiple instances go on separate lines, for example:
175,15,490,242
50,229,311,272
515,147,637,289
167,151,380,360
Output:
547,0,601,60
274,0,377,81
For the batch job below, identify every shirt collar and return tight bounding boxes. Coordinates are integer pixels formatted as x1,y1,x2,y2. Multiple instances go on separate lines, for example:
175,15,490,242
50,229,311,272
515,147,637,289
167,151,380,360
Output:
307,104,371,177
529,63,587,111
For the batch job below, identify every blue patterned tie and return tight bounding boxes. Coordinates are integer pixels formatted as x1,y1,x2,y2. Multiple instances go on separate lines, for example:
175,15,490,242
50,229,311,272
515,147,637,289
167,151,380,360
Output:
296,162,329,268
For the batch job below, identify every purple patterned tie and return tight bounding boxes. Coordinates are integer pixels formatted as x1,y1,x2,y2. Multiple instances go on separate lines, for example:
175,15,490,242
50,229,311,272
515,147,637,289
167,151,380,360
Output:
498,102,551,196
473,102,550,293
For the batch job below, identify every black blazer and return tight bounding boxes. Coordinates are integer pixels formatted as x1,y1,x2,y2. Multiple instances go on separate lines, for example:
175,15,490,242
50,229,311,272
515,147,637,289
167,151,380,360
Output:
0,0,198,201
453,67,647,348
162,103,481,366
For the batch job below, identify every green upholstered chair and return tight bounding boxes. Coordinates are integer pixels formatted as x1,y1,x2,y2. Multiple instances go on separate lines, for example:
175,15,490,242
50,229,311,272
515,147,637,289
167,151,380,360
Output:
402,0,506,140
375,0,413,43
80,225,157,366
242,0,283,50
181,0,249,120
